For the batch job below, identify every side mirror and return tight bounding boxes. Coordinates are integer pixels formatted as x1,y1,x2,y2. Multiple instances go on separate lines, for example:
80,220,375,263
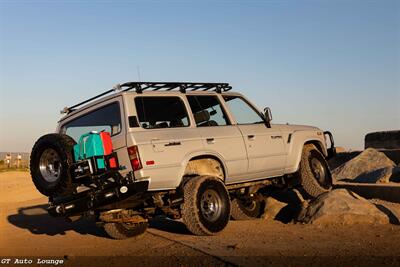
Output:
264,107,273,123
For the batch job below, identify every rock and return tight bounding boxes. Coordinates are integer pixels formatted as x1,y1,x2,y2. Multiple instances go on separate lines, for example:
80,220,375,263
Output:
390,166,400,182
333,148,396,183
365,130,400,150
353,167,393,183
262,197,288,220
297,189,389,225
369,199,400,225
262,190,306,223
328,151,361,171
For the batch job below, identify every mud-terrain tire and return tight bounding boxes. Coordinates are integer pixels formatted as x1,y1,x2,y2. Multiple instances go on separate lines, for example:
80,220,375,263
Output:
231,196,264,220
103,222,148,240
182,175,230,236
30,134,77,197
299,144,332,198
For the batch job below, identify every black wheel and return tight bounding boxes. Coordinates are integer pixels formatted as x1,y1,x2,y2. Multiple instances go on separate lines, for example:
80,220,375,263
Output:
299,144,332,198
103,221,148,240
231,195,264,220
182,175,230,236
30,134,77,197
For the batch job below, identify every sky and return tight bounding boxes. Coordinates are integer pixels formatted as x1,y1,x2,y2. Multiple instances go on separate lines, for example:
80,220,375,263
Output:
0,0,399,152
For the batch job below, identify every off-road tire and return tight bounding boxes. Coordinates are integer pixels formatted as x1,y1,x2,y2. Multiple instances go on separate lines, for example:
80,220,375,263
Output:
103,221,148,240
299,144,332,198
182,175,230,236
231,196,264,220
30,134,77,197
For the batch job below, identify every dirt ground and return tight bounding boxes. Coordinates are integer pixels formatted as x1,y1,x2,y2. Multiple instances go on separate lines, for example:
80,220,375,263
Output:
1,172,400,267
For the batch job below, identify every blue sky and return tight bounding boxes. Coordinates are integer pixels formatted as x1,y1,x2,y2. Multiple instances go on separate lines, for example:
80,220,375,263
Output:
0,0,399,152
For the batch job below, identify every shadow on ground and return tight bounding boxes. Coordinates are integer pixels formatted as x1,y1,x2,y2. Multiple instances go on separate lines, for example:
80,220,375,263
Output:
7,204,107,238
7,204,193,238
149,216,192,235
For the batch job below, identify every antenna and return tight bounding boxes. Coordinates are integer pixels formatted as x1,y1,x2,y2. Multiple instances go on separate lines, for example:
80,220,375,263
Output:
137,66,141,82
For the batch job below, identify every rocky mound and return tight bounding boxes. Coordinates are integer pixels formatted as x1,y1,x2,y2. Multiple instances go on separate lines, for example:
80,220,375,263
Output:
297,189,389,225
332,148,396,183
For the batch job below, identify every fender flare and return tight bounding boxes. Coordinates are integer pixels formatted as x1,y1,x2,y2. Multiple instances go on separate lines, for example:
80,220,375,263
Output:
291,138,327,173
178,151,227,182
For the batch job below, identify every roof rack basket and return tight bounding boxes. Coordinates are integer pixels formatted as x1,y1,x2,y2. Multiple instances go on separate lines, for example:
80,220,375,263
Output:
61,82,232,114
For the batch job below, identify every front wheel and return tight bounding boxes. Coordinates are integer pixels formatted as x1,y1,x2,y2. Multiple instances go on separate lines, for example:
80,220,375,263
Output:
298,144,332,198
182,176,231,236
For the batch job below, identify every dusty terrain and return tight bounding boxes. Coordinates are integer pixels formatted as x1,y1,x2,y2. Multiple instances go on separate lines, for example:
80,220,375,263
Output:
1,172,400,267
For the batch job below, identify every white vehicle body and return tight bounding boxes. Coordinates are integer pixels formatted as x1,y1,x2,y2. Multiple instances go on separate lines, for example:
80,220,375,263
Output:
57,90,332,192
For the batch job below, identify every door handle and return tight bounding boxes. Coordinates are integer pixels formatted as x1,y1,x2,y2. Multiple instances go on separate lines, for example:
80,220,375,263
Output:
165,141,181,147
247,135,255,141
206,138,215,144
271,135,283,139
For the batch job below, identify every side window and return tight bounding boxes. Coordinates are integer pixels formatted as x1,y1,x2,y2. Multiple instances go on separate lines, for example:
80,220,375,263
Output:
62,102,122,141
187,95,229,127
135,97,190,129
223,96,265,125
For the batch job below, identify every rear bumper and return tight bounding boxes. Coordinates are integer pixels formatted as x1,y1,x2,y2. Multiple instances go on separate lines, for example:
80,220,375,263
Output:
323,131,336,160
48,180,149,217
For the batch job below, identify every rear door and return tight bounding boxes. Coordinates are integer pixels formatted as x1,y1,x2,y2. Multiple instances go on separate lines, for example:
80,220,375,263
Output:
130,96,203,190
222,95,287,179
186,95,248,183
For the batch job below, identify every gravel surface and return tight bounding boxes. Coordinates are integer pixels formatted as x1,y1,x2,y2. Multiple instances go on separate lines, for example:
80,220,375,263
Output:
1,171,399,267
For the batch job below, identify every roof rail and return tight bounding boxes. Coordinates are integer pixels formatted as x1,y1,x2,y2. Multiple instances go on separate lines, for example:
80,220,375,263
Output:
61,82,232,114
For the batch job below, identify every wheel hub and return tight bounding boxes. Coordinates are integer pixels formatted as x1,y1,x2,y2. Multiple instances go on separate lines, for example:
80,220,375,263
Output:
310,157,327,185
200,189,222,222
39,148,61,182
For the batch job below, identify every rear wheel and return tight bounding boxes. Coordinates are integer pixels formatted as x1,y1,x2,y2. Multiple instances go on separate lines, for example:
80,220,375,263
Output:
103,222,148,240
30,134,77,197
182,176,230,236
101,211,148,240
299,144,332,198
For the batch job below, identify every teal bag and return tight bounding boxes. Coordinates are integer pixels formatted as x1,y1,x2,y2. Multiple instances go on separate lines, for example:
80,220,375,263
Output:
73,132,106,169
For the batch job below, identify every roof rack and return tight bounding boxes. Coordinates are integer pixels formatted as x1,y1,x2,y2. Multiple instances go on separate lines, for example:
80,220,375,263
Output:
61,82,232,114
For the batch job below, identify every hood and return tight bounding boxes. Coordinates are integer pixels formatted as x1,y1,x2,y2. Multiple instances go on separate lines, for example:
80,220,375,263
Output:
272,123,320,132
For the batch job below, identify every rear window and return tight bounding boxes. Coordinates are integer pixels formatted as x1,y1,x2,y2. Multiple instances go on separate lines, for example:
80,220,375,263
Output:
61,102,122,141
135,97,190,129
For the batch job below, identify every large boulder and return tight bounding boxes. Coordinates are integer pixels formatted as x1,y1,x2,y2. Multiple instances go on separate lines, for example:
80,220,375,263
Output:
262,197,288,220
352,167,394,183
365,130,400,150
332,148,396,183
297,189,389,225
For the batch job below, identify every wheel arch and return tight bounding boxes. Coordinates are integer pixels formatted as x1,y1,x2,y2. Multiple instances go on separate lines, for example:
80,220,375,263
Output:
293,139,327,171
179,152,227,186
304,140,327,156
285,134,328,174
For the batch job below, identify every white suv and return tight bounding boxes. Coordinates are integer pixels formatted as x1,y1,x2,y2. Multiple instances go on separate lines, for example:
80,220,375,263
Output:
30,82,335,239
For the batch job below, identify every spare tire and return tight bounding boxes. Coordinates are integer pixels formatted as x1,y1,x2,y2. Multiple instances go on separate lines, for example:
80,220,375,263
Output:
30,134,77,197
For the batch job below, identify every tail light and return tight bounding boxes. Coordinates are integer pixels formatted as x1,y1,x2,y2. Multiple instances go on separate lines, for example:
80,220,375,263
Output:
127,145,142,171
